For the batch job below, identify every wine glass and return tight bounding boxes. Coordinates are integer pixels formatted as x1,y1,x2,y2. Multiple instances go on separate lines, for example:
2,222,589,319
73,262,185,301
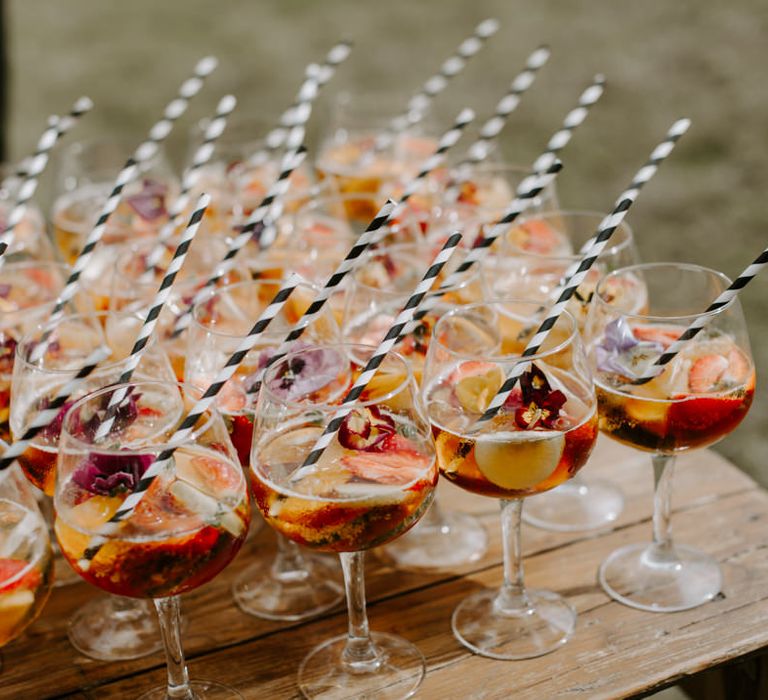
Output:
0,164,54,262
184,278,346,622
252,344,437,699
0,455,53,670
55,380,250,698
10,309,177,660
423,300,598,658
584,262,755,611
343,243,490,571
487,210,639,532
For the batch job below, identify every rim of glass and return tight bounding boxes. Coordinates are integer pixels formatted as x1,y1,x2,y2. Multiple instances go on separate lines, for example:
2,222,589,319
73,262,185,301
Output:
509,209,635,260
261,342,415,412
595,262,736,323
15,310,154,374
352,243,481,297
0,260,70,315
190,278,321,338
432,299,579,363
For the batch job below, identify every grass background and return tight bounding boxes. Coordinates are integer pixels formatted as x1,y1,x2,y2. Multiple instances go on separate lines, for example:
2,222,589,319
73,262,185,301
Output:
6,0,767,482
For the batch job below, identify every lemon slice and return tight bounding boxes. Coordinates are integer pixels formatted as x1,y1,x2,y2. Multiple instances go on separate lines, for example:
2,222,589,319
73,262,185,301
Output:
0,589,35,632
454,363,504,413
474,430,565,490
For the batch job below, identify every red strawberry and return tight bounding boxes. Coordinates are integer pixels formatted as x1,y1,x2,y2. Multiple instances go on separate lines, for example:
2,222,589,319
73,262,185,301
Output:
519,219,560,254
688,354,729,393
632,325,681,348
0,558,41,592
723,348,752,386
343,438,430,485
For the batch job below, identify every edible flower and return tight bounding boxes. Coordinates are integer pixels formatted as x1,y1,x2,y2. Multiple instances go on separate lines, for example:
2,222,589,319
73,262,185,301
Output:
595,318,664,379
125,179,168,221
73,451,153,496
0,283,11,298
265,346,345,401
338,405,396,451
514,364,567,430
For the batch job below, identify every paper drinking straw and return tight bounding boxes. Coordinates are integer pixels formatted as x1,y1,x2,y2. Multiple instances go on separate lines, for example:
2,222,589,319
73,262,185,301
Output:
78,273,302,566
0,346,112,471
92,194,210,441
460,45,551,166
478,119,692,422
384,18,499,143
634,246,768,384
29,58,217,362
141,95,237,279
399,159,564,340
246,199,399,392
254,40,352,162
299,234,463,469
169,146,308,339
0,97,93,260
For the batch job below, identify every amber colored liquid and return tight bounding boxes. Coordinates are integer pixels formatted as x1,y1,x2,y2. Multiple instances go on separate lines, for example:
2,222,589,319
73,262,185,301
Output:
16,443,57,497
433,413,599,499
596,380,755,453
0,384,10,443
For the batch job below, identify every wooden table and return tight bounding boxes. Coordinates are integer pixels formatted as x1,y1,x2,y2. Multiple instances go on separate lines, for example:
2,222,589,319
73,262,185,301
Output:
3,437,768,699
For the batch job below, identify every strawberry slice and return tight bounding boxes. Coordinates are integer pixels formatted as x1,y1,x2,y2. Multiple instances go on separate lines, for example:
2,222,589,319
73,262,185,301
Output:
723,348,752,386
632,325,682,348
668,395,746,434
0,559,41,593
343,435,430,486
688,354,729,393
517,219,561,254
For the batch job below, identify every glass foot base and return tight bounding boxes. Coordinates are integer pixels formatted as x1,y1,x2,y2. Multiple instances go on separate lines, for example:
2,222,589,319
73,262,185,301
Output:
233,554,344,621
68,596,163,660
599,543,723,612
452,588,576,660
523,479,624,532
378,510,487,571
298,632,425,700
137,680,243,699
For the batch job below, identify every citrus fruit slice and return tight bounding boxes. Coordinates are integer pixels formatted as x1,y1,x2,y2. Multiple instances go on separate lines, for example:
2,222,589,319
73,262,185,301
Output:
474,430,564,490
451,361,504,413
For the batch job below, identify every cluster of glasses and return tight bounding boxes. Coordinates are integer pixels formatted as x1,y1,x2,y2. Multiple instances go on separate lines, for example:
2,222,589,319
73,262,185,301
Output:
0,91,756,700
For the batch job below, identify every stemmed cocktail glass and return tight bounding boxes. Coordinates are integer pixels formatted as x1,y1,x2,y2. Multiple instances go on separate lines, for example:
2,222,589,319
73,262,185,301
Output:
55,380,250,699
423,301,598,658
252,344,437,699
584,262,755,611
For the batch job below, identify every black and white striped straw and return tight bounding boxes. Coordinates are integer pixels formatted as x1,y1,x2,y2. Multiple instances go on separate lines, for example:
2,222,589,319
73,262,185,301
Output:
400,160,564,340
29,57,217,363
634,246,768,385
299,234,463,470
255,40,352,161
460,45,551,166
78,273,301,566
246,199,399,393
93,194,210,442
169,146,308,339
0,97,93,260
478,119,692,422
529,74,606,175
0,346,112,471
384,18,499,143
141,95,237,278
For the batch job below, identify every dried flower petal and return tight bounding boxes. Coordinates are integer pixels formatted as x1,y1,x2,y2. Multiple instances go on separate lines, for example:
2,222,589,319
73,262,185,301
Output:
265,347,346,401
125,179,168,221
0,284,11,299
72,451,153,496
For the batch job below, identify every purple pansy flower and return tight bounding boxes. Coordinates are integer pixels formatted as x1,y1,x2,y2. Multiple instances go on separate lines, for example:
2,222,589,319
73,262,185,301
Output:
595,318,664,379
125,179,168,221
265,346,346,401
73,451,153,496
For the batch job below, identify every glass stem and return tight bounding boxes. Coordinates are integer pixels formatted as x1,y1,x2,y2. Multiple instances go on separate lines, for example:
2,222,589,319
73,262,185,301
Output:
154,596,194,700
340,551,381,673
648,454,678,565
271,534,310,583
419,496,447,529
495,498,531,614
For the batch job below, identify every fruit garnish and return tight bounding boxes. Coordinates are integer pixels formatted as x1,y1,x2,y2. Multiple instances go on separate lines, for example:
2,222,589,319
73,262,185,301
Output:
474,431,565,490
0,558,41,592
632,325,681,348
511,219,561,255
0,335,17,374
357,254,398,288
342,436,430,485
450,361,504,413
125,179,168,221
72,451,153,496
688,354,729,393
513,364,567,430
265,347,346,401
338,405,395,451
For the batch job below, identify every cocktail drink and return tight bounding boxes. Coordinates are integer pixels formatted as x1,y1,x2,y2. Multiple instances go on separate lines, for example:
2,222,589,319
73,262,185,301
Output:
252,345,437,699
423,301,598,658
54,380,249,699
584,262,755,612
343,243,492,571
488,211,641,532
0,459,53,655
0,262,81,442
185,278,346,622
51,139,178,265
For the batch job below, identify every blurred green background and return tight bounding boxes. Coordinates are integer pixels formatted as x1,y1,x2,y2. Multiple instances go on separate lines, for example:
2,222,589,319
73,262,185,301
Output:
5,0,766,482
